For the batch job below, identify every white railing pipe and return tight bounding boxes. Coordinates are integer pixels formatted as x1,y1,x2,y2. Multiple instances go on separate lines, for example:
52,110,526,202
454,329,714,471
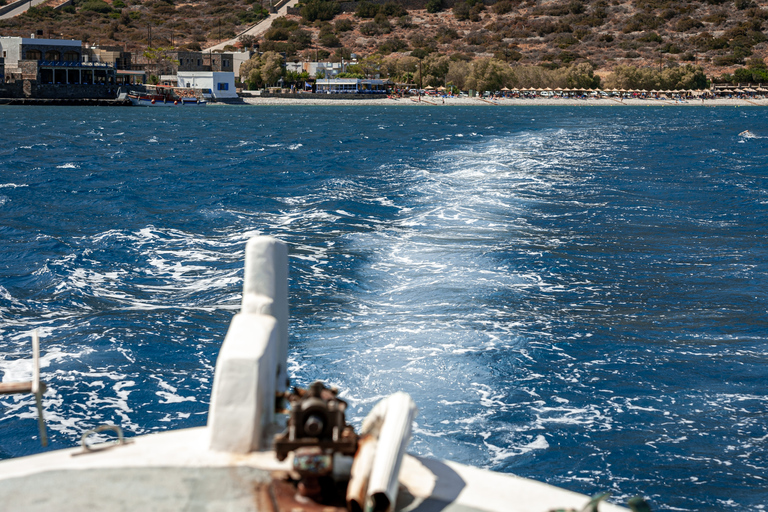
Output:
346,436,377,512
361,392,418,512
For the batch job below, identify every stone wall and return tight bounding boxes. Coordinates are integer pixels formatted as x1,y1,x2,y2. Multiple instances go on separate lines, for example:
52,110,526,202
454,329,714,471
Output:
0,81,23,98
19,60,38,80
0,81,117,99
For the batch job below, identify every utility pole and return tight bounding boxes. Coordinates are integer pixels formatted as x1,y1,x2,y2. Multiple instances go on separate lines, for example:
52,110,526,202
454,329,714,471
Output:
418,59,422,89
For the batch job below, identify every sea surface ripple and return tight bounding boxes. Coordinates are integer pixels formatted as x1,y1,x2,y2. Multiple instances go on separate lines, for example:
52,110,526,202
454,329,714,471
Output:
1,105,766,511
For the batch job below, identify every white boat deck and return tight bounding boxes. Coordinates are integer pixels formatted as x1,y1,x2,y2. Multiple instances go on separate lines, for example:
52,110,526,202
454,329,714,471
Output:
0,237,630,512
0,426,628,512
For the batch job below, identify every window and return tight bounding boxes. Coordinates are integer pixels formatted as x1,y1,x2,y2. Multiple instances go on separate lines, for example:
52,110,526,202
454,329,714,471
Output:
217,82,229,91
26,49,42,60
45,50,60,61
63,51,79,62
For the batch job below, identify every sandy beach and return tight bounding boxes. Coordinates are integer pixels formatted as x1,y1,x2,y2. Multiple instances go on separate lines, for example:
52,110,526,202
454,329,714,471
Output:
239,95,768,107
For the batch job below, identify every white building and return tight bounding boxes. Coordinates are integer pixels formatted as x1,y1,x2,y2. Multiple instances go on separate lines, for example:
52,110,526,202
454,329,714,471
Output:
176,71,237,99
315,78,388,94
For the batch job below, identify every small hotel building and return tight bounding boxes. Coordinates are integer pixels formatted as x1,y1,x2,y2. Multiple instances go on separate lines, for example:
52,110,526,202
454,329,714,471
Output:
0,37,116,85
315,78,389,94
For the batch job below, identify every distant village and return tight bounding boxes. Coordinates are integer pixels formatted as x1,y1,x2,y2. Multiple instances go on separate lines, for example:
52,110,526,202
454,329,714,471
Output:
1,33,763,105
0,33,392,104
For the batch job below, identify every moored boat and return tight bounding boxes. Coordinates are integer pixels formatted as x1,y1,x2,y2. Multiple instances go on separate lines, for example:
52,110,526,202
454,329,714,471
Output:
126,90,206,106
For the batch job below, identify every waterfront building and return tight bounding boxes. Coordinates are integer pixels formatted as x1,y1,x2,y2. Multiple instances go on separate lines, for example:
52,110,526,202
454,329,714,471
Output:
0,36,118,99
176,71,237,100
0,36,116,86
315,78,389,94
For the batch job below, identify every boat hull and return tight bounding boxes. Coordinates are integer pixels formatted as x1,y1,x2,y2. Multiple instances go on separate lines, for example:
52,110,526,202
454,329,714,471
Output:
127,96,206,107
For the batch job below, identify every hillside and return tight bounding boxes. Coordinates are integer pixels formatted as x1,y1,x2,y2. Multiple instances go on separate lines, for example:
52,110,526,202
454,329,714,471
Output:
2,0,767,84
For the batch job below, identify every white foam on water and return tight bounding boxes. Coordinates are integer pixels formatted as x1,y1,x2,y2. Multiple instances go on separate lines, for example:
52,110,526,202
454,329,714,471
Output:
286,129,606,469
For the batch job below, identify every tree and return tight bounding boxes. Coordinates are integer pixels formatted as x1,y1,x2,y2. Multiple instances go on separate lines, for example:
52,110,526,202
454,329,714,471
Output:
143,47,179,76
446,60,471,90
240,51,285,89
466,58,513,92
415,53,451,87
260,51,285,86
564,62,600,89
239,34,258,50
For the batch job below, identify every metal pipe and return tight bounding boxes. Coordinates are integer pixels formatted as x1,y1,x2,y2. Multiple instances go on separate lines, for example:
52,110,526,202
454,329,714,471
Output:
347,436,377,512
362,392,417,512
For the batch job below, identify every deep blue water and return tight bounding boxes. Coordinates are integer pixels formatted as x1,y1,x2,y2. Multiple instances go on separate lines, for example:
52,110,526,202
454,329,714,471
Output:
1,105,767,511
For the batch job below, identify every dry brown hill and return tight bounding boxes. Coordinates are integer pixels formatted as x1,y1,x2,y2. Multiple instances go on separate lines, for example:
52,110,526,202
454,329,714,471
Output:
2,0,767,82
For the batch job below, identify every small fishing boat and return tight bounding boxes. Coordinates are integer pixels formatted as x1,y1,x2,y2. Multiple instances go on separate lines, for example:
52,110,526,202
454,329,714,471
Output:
126,90,206,107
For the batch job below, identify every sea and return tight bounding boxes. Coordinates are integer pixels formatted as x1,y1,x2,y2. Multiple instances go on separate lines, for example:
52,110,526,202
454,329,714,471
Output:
0,105,766,511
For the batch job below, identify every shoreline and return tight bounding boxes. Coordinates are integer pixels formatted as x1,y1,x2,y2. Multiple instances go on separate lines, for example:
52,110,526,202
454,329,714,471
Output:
239,96,768,107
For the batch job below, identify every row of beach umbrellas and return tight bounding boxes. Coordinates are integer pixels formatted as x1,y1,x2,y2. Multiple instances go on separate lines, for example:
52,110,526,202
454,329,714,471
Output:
421,85,766,94
497,87,711,94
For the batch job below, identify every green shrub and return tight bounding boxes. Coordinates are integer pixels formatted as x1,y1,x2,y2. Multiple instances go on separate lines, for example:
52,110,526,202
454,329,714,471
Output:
264,27,291,40
676,17,703,32
492,0,515,14
622,13,662,33
382,1,406,17
426,0,443,13
355,1,379,18
289,29,312,48
319,33,340,46
377,36,408,54
81,0,112,13
300,0,339,22
272,16,298,29
335,18,354,32
713,54,742,66
453,1,470,20
638,31,663,43
359,21,380,36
